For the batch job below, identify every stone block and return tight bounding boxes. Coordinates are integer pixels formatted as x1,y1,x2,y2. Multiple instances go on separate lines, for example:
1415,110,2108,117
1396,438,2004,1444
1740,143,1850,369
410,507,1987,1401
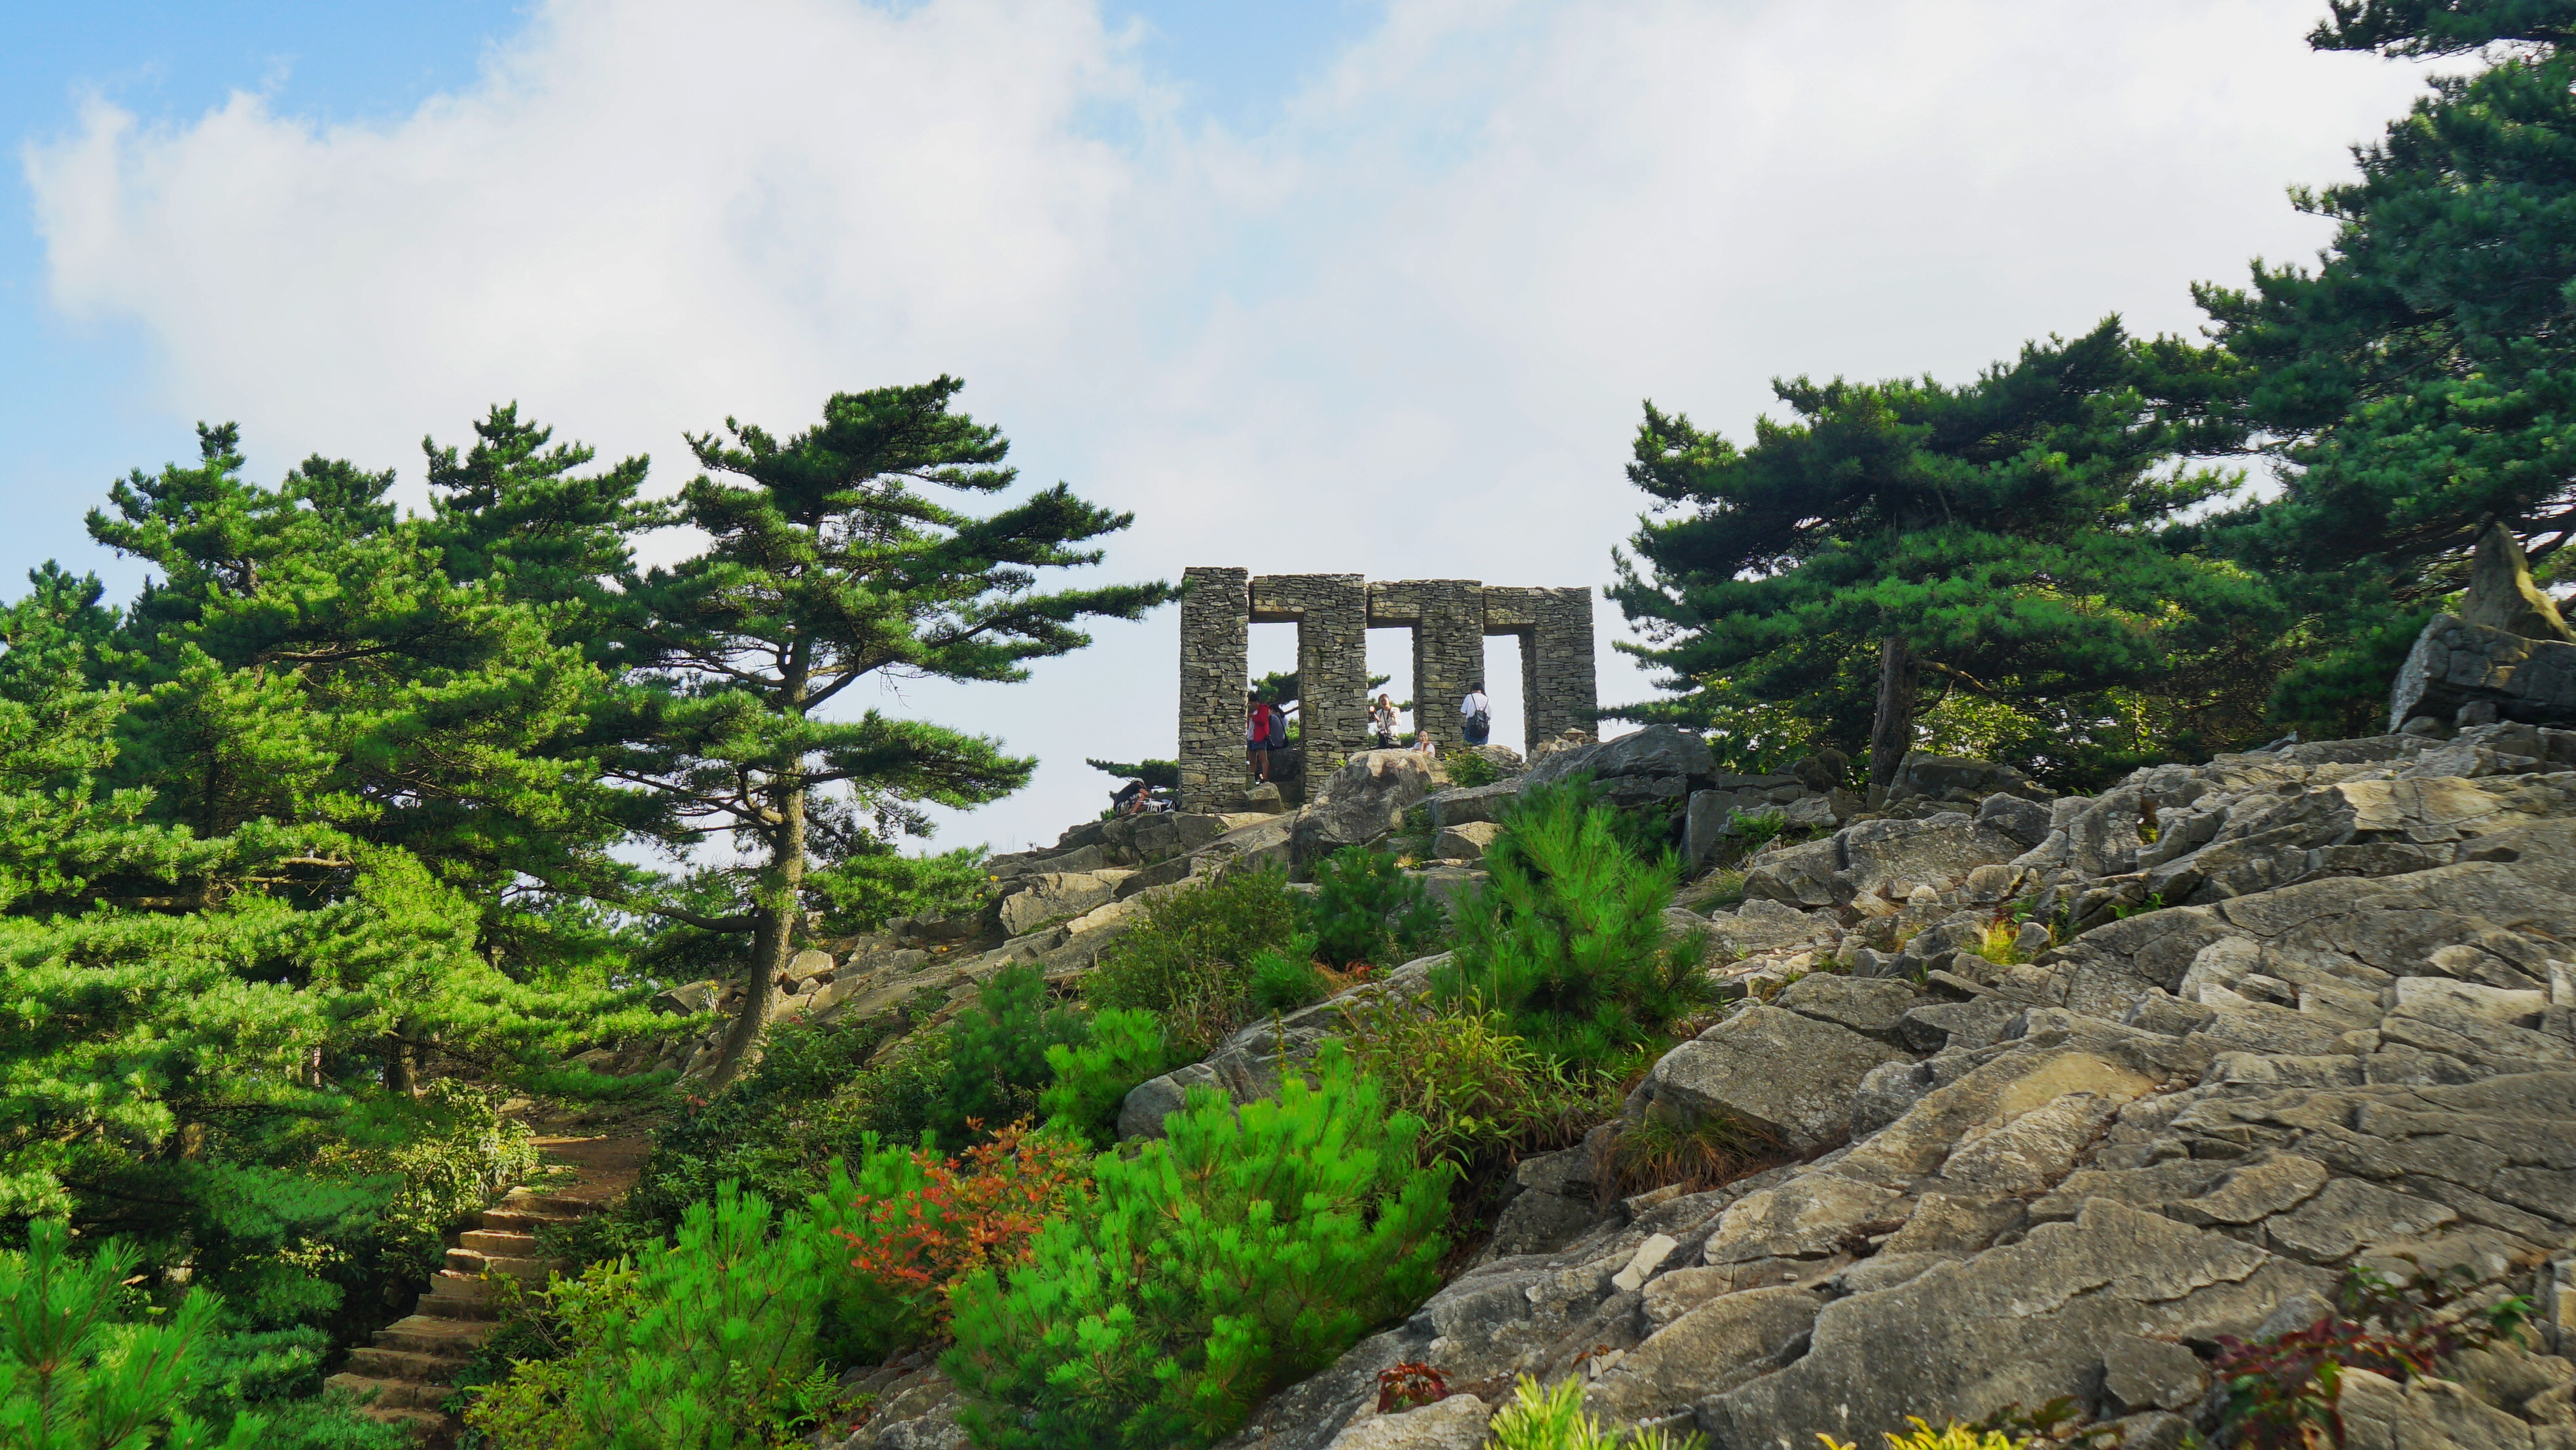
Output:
1433,821,1503,862
1647,1005,1911,1151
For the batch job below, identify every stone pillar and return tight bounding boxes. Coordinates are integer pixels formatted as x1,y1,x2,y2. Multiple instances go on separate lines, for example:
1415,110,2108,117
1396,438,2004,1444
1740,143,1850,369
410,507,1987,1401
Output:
1528,587,1598,745
1367,580,1483,752
1177,567,1249,813
1251,574,1370,777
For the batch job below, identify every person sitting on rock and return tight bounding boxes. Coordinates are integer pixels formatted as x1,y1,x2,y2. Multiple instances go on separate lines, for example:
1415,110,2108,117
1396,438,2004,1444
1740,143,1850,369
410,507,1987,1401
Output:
1460,682,1492,747
1409,727,1436,754
1111,777,1150,816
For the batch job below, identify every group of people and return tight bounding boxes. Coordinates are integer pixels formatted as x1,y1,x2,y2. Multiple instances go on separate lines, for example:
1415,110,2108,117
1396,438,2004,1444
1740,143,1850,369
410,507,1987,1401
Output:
1243,682,1494,783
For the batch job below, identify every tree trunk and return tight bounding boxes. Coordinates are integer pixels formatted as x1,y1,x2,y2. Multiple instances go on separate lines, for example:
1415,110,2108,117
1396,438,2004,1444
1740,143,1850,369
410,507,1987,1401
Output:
384,1030,417,1096
1867,635,1917,805
710,781,804,1089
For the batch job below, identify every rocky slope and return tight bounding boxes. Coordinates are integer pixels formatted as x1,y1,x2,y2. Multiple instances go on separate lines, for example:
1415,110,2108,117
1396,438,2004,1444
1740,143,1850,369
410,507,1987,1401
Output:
826,723,2576,1450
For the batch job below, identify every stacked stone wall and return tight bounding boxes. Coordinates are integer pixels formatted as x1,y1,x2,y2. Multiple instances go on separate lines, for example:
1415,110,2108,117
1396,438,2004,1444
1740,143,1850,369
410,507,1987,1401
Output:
1177,568,1598,811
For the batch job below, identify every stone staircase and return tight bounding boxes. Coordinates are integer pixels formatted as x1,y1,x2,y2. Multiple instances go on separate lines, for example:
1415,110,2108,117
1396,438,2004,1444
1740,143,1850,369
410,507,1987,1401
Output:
327,1136,641,1445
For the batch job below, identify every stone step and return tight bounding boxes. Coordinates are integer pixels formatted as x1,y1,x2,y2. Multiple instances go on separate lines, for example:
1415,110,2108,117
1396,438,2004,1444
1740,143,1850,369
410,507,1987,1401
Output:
372,1315,491,1359
346,1403,450,1440
346,1346,469,1384
492,1189,613,1217
443,1247,556,1280
455,1228,540,1256
416,1271,500,1320
475,1205,584,1233
325,1371,449,1411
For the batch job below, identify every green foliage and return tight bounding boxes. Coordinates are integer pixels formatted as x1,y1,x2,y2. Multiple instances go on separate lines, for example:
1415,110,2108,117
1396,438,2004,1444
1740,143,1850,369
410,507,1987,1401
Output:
602,378,1173,1086
942,1048,1450,1449
2191,22,2576,729
1612,320,2277,789
1608,1110,1788,1200
0,1218,266,1450
1039,1009,1172,1147
1247,946,1329,1014
465,1185,840,1450
1440,749,1507,788
1819,1421,2020,1450
1082,866,1303,1053
1488,1374,1706,1450
303,1081,541,1289
931,964,1088,1146
804,845,990,938
1306,847,1448,970
1431,783,1714,1070
1336,998,1610,1174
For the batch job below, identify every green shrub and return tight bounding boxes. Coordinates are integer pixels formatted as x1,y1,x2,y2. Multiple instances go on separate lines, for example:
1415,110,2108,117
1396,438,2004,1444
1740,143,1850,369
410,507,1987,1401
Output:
930,963,1088,1145
1440,748,1506,788
0,1218,266,1450
1039,1008,1172,1147
310,1080,543,1288
1432,781,1715,1070
1488,1373,1706,1449
1083,867,1302,1052
943,1048,1451,1449
1247,946,1329,1014
1336,998,1609,1173
1307,847,1448,970
622,1008,927,1234
465,1184,840,1449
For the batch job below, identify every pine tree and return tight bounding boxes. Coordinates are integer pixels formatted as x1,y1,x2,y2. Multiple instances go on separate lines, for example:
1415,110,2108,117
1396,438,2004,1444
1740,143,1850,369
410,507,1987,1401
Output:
607,378,1173,1085
2193,3,2576,731
1612,320,2270,793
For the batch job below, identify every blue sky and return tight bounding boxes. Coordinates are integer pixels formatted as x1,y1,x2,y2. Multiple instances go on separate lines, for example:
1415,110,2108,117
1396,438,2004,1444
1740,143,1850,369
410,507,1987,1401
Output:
7,0,2435,852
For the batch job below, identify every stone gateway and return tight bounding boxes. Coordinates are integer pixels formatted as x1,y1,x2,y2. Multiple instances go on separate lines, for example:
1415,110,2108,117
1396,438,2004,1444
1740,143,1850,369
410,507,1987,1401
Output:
1175,567,1598,812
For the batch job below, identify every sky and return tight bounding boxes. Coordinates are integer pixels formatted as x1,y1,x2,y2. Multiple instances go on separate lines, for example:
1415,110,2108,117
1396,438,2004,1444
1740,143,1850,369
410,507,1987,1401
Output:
7,0,2438,855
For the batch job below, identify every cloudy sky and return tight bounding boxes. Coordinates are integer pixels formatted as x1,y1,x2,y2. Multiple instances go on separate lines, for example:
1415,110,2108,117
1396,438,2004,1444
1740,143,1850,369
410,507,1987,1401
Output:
8,0,2435,854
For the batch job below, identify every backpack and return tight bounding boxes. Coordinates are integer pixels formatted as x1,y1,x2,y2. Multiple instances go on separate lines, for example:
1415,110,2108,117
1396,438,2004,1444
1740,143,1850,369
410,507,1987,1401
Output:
1266,706,1290,751
1467,696,1490,730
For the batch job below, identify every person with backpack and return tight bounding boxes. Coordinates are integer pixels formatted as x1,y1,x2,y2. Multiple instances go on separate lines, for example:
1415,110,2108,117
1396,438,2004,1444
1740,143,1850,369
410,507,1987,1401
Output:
1245,692,1285,784
1460,682,1492,747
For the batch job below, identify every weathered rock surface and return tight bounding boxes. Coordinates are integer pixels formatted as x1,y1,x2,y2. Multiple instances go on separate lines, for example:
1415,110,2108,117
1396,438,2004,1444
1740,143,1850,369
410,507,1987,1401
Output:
838,724,2576,1450
1293,751,1440,868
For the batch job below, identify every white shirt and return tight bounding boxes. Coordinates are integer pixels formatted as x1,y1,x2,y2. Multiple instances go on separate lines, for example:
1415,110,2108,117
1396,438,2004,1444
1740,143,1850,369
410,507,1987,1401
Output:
1460,691,1489,718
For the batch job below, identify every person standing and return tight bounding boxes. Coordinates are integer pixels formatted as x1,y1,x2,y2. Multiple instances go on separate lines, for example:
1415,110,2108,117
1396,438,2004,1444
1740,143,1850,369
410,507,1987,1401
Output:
1246,693,1276,783
1370,692,1399,749
1460,682,1492,747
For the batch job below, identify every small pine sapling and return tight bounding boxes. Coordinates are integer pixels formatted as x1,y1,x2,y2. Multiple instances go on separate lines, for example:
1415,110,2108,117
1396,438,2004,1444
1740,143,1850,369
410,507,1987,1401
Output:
1039,1007,1173,1146
1307,846,1448,970
0,1220,266,1450
942,1046,1450,1449
1432,781,1713,1070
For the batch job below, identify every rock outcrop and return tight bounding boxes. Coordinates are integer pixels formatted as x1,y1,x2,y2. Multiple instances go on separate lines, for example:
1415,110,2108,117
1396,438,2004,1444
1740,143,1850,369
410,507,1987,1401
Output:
1204,728,2576,1450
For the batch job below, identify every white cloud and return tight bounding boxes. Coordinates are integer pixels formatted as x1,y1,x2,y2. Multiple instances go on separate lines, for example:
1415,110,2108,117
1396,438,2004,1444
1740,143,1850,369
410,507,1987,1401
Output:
25,0,2431,851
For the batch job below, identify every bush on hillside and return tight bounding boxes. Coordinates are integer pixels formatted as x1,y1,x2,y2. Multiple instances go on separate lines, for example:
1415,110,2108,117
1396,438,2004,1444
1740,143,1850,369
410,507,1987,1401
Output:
1039,1008,1172,1147
1432,781,1713,1070
943,1047,1450,1449
465,1184,842,1449
1488,1373,1706,1449
1082,867,1302,1052
1307,846,1448,970
929,963,1088,1146
819,1122,1089,1358
1336,997,1608,1175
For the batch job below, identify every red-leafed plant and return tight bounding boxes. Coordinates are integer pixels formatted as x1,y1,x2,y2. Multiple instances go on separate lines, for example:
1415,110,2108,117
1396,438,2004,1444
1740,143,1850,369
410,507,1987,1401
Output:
1376,1362,1449,1413
823,1120,1089,1355
2209,1258,2531,1450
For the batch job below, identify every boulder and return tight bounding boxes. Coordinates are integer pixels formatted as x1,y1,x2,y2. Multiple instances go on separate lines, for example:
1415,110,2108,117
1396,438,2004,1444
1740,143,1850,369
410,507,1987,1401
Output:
1742,839,1842,909
995,870,1128,936
1978,792,2055,848
1585,1286,1821,1424
1773,974,1920,1040
1644,1005,1912,1151
1425,781,1523,831
1883,751,2050,812
1838,815,2027,899
1320,1395,1492,1450
2389,614,2576,732
2460,519,2576,643
1432,821,1503,862
651,979,721,1016
1524,724,1714,791
1412,866,1488,917
1293,751,1440,868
